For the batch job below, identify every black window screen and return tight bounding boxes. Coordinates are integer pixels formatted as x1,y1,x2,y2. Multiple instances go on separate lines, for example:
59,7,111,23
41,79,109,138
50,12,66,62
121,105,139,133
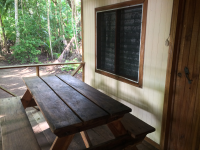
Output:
96,5,143,82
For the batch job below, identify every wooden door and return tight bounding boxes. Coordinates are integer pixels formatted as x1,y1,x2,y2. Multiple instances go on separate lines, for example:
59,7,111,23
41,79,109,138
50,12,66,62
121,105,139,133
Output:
167,0,200,149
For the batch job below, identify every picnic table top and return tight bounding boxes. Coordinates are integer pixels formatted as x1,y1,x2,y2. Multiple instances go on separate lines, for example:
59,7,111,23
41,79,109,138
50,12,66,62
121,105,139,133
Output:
23,74,131,137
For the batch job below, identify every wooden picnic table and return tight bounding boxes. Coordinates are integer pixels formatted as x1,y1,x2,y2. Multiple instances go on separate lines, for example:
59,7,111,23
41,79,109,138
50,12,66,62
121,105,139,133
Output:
22,74,133,149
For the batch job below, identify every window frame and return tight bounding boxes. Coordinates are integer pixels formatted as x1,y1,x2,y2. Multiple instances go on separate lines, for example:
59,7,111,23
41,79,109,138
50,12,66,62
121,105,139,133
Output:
95,0,148,88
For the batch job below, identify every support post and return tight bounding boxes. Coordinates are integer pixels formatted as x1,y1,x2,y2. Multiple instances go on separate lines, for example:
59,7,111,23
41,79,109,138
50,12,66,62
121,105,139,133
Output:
36,66,39,76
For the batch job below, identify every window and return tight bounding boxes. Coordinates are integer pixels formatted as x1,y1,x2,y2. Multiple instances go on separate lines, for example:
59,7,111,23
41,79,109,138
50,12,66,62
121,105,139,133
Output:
95,0,148,87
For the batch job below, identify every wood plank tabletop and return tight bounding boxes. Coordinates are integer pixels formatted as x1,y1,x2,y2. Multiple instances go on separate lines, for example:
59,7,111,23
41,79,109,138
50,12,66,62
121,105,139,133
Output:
56,74,132,116
23,75,131,137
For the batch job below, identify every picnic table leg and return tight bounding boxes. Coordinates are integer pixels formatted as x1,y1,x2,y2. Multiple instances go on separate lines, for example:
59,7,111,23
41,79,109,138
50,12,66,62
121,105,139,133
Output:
80,131,92,148
21,89,37,109
107,119,127,137
107,119,138,150
50,134,74,150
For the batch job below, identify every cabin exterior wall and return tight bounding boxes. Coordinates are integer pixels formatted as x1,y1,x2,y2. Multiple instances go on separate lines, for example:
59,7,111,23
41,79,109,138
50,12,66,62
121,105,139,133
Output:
83,0,173,144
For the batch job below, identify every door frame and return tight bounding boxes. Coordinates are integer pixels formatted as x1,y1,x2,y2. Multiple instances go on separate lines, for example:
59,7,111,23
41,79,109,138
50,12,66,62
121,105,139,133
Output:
160,0,187,149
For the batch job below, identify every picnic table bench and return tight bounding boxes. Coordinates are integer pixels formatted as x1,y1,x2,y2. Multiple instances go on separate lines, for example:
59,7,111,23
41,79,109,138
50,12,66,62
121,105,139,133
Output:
0,74,155,150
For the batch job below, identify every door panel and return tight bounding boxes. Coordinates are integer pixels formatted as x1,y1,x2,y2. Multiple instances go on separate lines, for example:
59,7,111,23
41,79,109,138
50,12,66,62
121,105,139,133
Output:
168,0,200,149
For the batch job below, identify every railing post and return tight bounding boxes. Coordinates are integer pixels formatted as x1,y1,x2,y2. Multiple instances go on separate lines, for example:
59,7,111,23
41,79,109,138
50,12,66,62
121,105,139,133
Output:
36,66,40,76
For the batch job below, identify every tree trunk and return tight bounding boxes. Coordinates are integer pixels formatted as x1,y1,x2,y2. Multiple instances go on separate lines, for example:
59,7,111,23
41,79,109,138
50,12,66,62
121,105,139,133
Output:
58,0,67,47
15,0,20,44
0,15,8,53
46,0,53,59
71,0,79,54
53,1,61,53
57,37,75,62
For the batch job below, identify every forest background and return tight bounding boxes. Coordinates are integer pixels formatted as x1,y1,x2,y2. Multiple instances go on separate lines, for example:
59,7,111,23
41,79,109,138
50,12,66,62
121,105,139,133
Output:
0,0,82,70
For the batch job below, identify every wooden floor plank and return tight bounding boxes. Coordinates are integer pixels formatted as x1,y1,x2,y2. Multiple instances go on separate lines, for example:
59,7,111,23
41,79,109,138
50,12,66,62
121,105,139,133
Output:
26,111,51,150
26,108,86,150
0,97,40,150
24,108,158,150
31,110,56,145
41,76,108,123
86,125,115,146
23,76,82,137
56,74,131,116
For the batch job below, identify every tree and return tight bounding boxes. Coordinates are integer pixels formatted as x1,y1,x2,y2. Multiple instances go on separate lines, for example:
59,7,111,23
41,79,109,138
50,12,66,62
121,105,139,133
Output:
58,0,67,47
0,0,12,53
46,0,53,59
15,0,20,44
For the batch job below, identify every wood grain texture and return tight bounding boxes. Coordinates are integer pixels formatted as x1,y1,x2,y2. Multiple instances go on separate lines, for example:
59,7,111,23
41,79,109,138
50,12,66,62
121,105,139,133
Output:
0,97,40,150
41,75,108,123
107,120,127,137
23,76,82,137
162,0,200,149
25,107,159,150
26,109,86,150
50,135,74,150
21,89,37,109
84,134,137,150
86,125,115,146
27,111,52,150
160,0,182,148
80,131,92,148
56,74,132,116
121,113,155,138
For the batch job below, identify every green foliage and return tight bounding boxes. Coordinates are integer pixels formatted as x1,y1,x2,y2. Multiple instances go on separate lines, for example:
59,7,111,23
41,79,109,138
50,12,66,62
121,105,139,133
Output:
12,36,42,63
1,0,82,64
61,58,82,73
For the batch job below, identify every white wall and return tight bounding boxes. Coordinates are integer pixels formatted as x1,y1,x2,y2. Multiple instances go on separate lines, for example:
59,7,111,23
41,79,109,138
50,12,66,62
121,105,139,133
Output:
83,0,173,144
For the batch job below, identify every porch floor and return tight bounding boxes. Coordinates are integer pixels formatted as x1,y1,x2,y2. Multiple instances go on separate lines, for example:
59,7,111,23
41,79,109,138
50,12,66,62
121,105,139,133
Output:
24,107,159,150
0,67,158,150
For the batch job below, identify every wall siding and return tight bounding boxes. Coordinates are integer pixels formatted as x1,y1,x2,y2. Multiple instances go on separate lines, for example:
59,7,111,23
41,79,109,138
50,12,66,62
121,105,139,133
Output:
83,0,173,144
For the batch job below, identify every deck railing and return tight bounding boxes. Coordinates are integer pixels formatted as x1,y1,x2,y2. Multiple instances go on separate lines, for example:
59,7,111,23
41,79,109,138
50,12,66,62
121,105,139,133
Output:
0,62,85,97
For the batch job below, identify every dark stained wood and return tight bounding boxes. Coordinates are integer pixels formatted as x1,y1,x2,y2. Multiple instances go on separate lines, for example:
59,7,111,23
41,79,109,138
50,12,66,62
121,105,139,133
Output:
107,120,127,137
160,0,184,149
41,75,108,123
56,74,132,116
26,108,86,150
85,134,141,150
86,125,115,146
94,0,148,87
121,113,155,139
144,137,160,150
25,108,158,150
22,76,83,137
0,97,40,150
50,135,74,150
21,89,37,109
161,0,200,149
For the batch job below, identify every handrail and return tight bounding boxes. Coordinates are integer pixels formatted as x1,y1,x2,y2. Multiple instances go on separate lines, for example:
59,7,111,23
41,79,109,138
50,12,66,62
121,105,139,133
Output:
0,61,85,97
0,62,85,70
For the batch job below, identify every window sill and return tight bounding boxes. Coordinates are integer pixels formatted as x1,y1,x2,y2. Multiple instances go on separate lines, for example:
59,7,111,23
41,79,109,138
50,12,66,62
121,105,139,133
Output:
95,69,143,88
